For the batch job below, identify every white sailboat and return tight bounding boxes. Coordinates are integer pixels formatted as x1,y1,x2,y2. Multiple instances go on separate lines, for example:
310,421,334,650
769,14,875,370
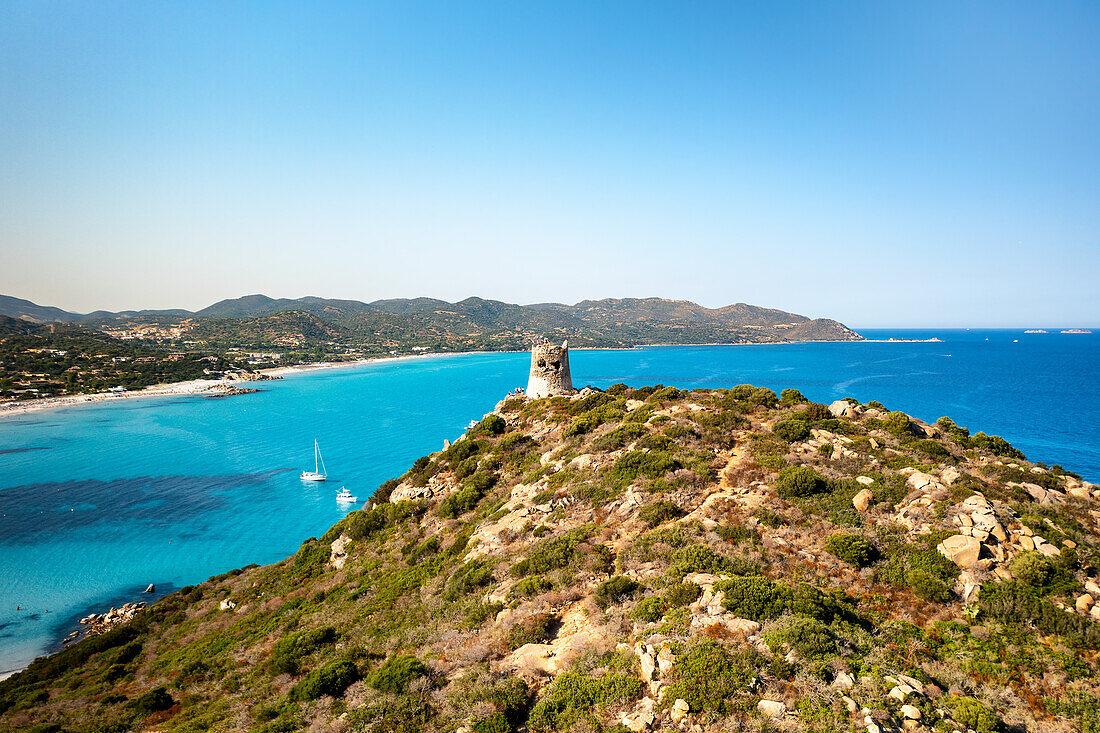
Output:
300,439,327,482
335,487,357,503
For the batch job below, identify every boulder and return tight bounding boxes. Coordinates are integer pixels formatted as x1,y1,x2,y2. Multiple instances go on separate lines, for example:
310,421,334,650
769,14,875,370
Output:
900,704,922,720
938,534,982,569
757,700,786,718
656,646,675,675
829,400,863,419
1075,593,1094,614
329,533,351,570
906,471,937,491
832,671,855,690
670,698,690,723
940,466,961,485
219,599,236,611
852,489,874,513
620,697,655,732
855,475,874,486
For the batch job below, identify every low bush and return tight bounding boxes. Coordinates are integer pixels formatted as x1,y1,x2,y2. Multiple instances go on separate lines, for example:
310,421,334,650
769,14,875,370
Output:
512,576,552,598
638,500,685,526
365,655,428,694
591,423,647,451
764,616,838,660
510,526,596,576
508,613,556,649
132,686,174,714
610,450,679,485
660,640,762,714
594,576,639,609
527,671,643,731
445,559,494,601
669,544,732,577
772,419,811,442
472,414,506,436
270,626,337,675
780,388,808,405
824,533,876,568
884,411,913,437
775,466,826,499
911,439,951,459
947,696,1003,733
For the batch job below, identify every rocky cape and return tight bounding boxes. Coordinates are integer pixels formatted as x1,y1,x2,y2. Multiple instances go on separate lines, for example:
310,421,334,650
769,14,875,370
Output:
2,385,1099,732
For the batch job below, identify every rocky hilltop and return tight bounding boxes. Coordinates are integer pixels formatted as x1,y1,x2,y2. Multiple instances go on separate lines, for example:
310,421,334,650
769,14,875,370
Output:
3,386,1100,732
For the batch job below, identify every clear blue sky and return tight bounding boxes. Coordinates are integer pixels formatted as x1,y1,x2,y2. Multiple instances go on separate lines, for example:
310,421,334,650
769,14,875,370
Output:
1,1,1097,326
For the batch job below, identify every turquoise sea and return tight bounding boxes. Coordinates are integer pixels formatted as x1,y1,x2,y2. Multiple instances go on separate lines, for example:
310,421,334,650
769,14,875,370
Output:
1,328,1097,674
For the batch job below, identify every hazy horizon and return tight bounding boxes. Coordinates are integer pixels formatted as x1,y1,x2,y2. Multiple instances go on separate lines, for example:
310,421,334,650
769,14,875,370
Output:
2,2,1098,328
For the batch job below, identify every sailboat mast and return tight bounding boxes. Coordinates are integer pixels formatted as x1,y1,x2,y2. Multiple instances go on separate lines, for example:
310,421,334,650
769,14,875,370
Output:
314,439,319,474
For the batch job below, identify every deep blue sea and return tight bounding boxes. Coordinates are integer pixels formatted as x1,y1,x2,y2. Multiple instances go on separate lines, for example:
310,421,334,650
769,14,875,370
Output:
1,328,1097,674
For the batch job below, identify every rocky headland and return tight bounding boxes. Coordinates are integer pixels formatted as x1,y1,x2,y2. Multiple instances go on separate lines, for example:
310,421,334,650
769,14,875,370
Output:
2,385,1099,732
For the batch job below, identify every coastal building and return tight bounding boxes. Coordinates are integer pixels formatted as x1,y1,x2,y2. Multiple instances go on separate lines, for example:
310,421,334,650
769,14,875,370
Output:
526,340,574,398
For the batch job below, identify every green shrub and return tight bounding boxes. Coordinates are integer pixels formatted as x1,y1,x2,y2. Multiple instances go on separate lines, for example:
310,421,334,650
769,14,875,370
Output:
878,538,959,601
748,387,778,407
780,388,808,405
632,596,668,622
472,414,507,436
610,450,679,485
594,576,639,609
591,423,647,451
445,438,485,463
802,402,831,421
510,526,596,576
439,470,498,518
947,696,1002,733
638,500,685,526
753,507,787,527
508,613,556,649
289,659,360,701
911,439,951,459
445,559,494,600
528,671,643,731
772,419,811,442
512,576,552,598
716,575,785,620
669,544,732,576
664,582,702,607
1008,551,1057,590
765,616,838,659
132,686,174,714
270,626,338,675
824,533,875,568
365,655,427,694
908,569,953,602
968,432,1024,459
775,466,826,498
884,411,913,437
371,477,399,505
660,640,762,714
979,581,1100,649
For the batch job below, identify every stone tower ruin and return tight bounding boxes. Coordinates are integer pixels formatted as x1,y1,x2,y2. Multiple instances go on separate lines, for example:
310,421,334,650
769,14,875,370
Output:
526,340,574,398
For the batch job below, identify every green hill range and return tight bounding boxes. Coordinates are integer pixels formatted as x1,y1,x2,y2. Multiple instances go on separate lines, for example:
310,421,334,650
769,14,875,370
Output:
3,383,1099,732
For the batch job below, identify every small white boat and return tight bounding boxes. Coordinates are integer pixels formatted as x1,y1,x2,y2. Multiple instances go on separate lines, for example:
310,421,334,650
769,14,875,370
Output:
335,487,357,503
301,439,328,482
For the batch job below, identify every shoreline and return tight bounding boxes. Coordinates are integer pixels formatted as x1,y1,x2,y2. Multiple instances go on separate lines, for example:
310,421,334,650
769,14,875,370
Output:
0,338,887,420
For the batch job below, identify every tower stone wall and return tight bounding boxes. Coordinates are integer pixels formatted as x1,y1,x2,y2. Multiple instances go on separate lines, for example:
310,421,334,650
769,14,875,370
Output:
527,340,574,398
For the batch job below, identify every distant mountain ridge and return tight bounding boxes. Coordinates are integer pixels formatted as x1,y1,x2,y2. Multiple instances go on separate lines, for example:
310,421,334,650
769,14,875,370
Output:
0,293,862,347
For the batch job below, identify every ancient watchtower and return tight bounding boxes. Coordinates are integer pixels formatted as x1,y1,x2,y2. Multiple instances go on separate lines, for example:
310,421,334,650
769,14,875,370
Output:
527,340,574,398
